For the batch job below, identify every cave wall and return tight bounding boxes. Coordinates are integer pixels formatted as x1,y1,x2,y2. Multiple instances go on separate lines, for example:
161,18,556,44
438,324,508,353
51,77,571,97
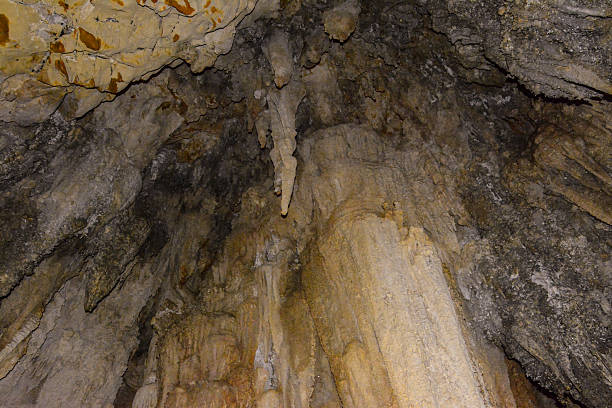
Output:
0,1,610,407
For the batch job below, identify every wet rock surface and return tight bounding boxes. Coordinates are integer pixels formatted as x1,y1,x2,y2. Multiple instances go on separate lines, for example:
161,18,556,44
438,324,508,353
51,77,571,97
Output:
0,1,610,407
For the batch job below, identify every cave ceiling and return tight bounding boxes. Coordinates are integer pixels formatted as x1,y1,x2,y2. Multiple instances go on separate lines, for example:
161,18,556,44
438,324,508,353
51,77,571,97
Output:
0,1,610,408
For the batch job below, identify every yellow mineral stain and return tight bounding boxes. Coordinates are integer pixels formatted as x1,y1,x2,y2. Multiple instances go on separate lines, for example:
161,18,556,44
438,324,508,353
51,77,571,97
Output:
78,27,101,51
173,34,179,42
108,72,123,93
73,75,94,87
55,59,68,78
0,14,9,46
37,68,50,84
111,0,124,6
164,0,195,15
50,41,65,53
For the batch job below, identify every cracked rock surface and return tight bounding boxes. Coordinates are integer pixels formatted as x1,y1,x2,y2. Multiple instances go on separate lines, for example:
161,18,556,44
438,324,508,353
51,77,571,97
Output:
0,0,278,124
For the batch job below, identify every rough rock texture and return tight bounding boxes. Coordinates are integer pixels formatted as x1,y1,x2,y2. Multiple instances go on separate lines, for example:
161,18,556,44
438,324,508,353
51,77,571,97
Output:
299,125,488,408
262,29,293,88
0,1,610,408
460,100,612,408
424,0,612,99
265,80,305,215
322,0,360,42
0,268,161,407
0,0,279,124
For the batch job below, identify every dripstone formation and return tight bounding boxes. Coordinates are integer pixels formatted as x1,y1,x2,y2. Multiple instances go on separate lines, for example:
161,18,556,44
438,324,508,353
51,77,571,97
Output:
0,1,610,407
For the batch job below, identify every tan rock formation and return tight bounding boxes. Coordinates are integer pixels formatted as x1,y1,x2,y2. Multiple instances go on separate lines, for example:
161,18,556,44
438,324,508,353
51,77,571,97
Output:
261,80,306,215
302,54,341,125
0,262,163,407
297,124,489,407
0,2,609,407
140,123,542,408
263,29,293,89
322,0,360,43
502,101,612,226
0,0,279,124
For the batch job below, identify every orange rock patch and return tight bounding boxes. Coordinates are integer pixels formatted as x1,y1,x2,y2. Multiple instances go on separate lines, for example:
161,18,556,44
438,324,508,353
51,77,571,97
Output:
78,27,101,51
108,72,123,93
164,0,195,15
50,41,65,53
0,14,9,46
55,59,68,79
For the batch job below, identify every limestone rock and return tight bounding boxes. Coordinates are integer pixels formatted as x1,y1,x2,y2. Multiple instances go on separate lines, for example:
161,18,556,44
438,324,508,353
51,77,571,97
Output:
265,80,306,215
255,108,270,148
463,100,612,407
0,263,162,407
322,0,360,42
302,54,341,125
0,315,40,379
0,3,610,408
0,72,183,299
0,76,66,125
425,0,612,99
83,210,151,312
0,0,277,124
299,125,489,408
300,28,330,69
263,29,293,89
131,381,158,408
527,104,612,225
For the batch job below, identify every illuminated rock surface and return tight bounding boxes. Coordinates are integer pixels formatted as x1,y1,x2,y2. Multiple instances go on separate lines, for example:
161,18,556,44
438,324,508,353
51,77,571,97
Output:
0,1,610,407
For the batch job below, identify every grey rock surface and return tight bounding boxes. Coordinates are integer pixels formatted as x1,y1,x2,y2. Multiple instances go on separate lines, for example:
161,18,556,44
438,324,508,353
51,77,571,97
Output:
0,1,610,407
424,0,612,99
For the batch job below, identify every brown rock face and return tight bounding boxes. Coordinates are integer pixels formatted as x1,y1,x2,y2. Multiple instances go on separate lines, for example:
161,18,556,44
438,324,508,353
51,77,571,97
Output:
0,1,610,408
322,0,360,42
0,14,8,46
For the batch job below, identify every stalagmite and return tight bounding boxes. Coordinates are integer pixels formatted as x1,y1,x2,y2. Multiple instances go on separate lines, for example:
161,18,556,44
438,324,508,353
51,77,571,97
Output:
131,376,158,408
131,337,159,408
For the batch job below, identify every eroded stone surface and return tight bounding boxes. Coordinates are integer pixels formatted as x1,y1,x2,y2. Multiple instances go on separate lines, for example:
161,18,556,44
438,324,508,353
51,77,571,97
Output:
0,266,162,407
425,0,612,99
0,0,279,124
322,0,360,42
0,2,610,408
